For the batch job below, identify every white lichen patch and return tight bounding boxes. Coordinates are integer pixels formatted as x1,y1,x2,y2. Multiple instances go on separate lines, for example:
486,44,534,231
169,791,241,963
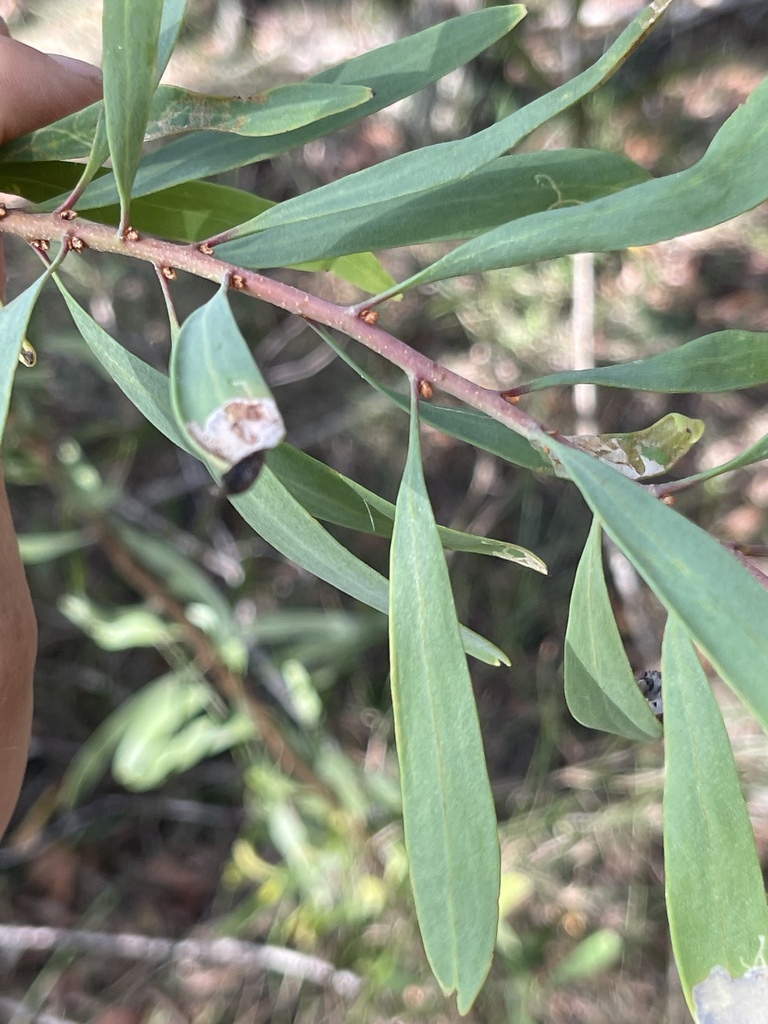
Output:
187,397,285,463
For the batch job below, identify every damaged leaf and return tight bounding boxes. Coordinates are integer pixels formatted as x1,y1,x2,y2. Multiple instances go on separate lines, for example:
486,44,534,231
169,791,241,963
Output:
170,280,285,492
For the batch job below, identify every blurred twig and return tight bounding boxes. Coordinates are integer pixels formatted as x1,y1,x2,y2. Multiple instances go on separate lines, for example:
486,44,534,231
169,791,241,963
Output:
97,526,331,797
0,926,364,999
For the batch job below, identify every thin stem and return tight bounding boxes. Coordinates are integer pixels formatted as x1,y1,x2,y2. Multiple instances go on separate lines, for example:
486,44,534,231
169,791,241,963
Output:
0,208,551,447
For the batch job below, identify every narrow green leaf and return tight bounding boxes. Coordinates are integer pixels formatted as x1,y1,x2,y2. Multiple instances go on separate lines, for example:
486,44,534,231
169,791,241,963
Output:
267,444,546,572
557,413,705,481
390,385,500,1012
308,323,548,471
157,0,187,79
231,468,508,666
170,281,285,482
673,432,768,489
215,3,662,247
552,440,768,736
54,277,191,451
564,518,662,740
0,247,67,441
215,149,649,268
523,330,768,394
20,6,537,209
385,70,768,295
662,614,768,1010
18,530,91,564
55,280,507,666
102,0,164,231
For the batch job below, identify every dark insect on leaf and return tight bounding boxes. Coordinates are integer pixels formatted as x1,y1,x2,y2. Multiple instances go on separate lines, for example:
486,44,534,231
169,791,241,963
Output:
221,450,266,495
636,669,663,718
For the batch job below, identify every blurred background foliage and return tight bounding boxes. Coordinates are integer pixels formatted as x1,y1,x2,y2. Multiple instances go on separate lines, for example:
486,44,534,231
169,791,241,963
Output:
3,1,768,1021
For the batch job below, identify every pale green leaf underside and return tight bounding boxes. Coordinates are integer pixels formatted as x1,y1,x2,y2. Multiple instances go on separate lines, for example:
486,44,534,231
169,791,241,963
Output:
390,388,499,1012
564,518,661,740
662,615,768,1010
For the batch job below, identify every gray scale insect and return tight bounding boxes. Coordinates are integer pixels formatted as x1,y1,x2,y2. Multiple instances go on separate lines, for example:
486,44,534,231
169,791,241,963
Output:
636,669,663,718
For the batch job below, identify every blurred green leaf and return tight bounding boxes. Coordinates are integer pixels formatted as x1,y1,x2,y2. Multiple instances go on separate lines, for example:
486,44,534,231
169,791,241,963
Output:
550,929,623,986
557,414,705,481
522,330,768,394
23,5,535,209
102,0,164,232
662,614,768,1010
390,386,500,1013
308,323,548,471
18,529,92,564
170,281,284,477
113,670,253,791
267,444,546,572
59,593,182,649
113,522,246,669
553,441,768,736
388,71,768,294
215,150,650,268
216,4,660,250
564,518,662,740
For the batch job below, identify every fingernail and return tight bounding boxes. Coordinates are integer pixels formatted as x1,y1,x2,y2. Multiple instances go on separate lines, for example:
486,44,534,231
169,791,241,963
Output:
49,54,102,81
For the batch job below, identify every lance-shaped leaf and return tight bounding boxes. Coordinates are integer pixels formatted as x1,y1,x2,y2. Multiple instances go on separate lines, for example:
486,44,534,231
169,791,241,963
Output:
0,246,67,441
564,518,661,740
551,414,705,481
267,444,547,573
670,431,768,490
374,69,768,299
102,0,163,233
519,330,768,395
17,5,527,209
170,282,285,492
662,614,768,1012
212,149,649,269
55,281,507,667
215,3,665,252
390,385,500,1012
157,0,186,80
552,439,768,737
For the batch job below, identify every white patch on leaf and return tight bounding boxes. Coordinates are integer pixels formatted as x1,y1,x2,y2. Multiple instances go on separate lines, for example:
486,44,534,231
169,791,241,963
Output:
187,397,285,463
